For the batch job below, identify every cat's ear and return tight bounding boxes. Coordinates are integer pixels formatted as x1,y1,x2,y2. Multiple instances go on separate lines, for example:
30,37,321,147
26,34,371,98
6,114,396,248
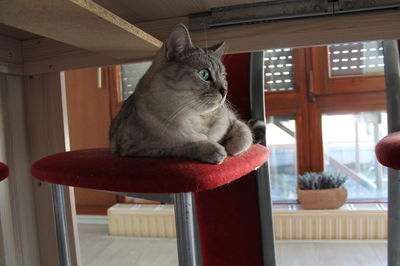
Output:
165,24,193,61
208,41,225,57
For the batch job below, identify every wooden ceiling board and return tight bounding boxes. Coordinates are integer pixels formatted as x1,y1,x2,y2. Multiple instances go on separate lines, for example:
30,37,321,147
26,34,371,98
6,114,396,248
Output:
0,23,40,40
0,35,23,74
136,16,190,43
93,0,205,23
93,0,271,23
22,38,123,75
0,0,162,61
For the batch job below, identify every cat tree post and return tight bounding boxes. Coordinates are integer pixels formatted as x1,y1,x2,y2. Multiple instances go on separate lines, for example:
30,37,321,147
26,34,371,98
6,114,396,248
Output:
174,192,200,266
193,52,275,266
52,184,72,266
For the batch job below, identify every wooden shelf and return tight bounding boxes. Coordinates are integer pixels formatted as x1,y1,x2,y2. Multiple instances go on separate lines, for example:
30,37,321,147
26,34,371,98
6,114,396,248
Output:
2,0,400,75
0,0,162,63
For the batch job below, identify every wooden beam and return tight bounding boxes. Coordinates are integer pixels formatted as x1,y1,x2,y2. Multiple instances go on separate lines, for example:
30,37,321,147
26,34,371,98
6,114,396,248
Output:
0,0,161,62
139,10,400,52
191,9,400,51
0,36,22,75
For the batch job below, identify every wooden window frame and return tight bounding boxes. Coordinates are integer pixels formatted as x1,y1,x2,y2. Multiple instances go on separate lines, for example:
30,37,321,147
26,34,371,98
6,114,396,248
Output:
265,48,310,175
311,46,386,95
266,45,387,203
106,65,123,118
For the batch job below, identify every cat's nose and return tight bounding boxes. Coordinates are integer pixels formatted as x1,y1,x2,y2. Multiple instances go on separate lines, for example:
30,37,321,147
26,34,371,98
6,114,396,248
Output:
219,87,227,96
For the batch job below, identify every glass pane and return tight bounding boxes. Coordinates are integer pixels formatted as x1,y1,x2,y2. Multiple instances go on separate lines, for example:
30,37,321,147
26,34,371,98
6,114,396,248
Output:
120,61,151,100
264,48,295,92
329,41,384,77
322,111,388,200
266,115,297,201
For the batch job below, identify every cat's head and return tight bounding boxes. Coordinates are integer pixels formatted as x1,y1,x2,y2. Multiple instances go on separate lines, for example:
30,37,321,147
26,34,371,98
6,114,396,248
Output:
152,24,227,114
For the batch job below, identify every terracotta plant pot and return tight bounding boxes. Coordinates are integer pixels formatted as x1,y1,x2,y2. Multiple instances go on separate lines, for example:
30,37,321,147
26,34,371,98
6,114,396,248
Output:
297,188,347,210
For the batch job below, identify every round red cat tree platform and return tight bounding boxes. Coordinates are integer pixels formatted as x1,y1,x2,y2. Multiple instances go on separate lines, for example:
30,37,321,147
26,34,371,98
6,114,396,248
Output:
31,144,268,193
376,132,400,170
31,144,269,266
0,162,9,181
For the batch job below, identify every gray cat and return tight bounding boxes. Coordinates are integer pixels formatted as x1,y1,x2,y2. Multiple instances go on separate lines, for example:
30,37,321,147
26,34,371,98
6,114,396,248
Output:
110,24,253,164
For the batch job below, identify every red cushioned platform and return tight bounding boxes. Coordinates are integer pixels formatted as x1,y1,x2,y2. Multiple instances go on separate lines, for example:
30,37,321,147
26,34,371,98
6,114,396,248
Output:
0,162,8,181
31,144,268,193
376,132,400,170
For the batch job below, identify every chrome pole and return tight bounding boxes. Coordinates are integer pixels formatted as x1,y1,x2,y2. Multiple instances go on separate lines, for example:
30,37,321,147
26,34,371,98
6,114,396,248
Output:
174,192,200,266
52,184,72,266
250,51,276,266
383,40,400,266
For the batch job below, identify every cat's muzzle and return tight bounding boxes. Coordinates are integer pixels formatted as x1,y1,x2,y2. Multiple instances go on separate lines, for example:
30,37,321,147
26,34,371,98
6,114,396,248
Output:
219,88,228,96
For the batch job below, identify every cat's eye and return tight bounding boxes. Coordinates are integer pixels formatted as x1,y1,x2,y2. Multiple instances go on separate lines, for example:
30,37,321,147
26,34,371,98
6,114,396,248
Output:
198,69,211,81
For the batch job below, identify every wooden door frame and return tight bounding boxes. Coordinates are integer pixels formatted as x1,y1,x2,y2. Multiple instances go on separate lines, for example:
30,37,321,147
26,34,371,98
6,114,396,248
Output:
0,35,81,266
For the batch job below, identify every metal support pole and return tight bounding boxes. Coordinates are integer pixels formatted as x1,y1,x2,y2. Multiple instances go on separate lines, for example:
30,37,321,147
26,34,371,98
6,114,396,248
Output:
174,192,201,266
52,184,71,266
383,40,400,266
250,51,276,266
191,197,203,266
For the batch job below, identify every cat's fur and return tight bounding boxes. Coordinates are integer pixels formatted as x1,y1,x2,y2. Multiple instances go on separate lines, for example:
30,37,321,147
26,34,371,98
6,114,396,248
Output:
110,24,253,164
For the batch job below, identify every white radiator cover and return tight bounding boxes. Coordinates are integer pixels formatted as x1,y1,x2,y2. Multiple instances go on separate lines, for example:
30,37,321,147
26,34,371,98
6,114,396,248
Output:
108,204,176,238
273,204,387,240
107,203,387,240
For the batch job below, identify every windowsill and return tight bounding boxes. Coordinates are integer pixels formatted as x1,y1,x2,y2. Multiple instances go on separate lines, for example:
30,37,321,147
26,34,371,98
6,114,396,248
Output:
273,202,387,212
273,199,388,205
272,203,387,240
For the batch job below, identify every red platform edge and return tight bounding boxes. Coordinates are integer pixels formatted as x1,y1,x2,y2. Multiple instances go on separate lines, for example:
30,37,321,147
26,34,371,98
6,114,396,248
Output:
0,162,9,181
376,132,400,170
31,144,269,193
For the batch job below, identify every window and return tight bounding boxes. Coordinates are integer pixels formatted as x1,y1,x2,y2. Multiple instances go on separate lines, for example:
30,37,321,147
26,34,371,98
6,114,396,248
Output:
329,41,384,77
264,48,295,92
263,40,387,203
312,41,385,95
322,111,388,200
266,115,297,201
120,62,151,100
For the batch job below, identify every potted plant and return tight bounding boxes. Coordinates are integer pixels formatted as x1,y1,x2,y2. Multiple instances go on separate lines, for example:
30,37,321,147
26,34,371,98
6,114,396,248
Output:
297,172,348,210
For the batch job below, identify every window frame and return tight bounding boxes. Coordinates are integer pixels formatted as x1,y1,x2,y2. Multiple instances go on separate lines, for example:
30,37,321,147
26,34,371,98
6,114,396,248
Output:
264,44,387,203
311,46,386,95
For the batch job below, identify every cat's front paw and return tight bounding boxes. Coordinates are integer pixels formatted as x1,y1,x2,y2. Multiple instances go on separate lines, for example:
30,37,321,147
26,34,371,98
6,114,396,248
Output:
225,126,253,156
224,120,253,156
225,138,252,156
197,142,227,164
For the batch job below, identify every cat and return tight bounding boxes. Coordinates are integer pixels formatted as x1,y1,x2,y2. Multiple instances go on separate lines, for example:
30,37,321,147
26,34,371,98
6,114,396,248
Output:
110,24,257,164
